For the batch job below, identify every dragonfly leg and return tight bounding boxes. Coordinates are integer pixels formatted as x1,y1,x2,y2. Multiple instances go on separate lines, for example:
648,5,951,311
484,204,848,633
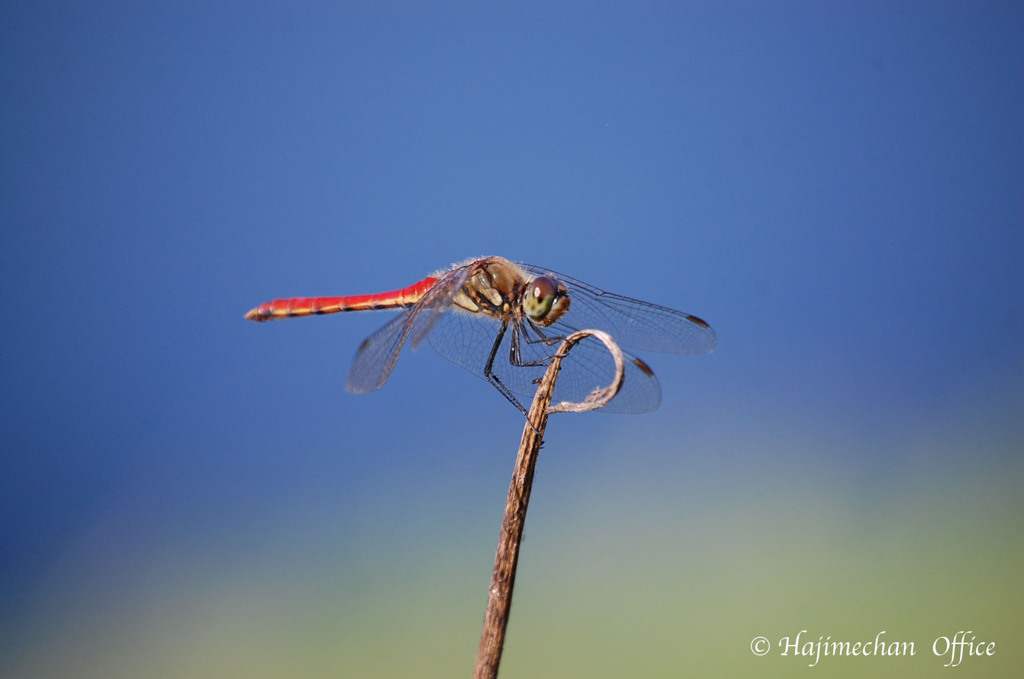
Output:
509,322,568,385
483,322,529,416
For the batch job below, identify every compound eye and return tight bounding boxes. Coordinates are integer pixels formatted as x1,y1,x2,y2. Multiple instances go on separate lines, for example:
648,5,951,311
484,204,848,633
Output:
522,276,569,326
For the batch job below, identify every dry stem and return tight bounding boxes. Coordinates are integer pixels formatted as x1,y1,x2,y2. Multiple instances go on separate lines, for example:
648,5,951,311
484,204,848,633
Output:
472,330,625,679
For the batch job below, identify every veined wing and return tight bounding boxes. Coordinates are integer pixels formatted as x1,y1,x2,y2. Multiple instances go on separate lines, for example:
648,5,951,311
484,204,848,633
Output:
426,309,662,413
344,266,472,393
519,263,717,355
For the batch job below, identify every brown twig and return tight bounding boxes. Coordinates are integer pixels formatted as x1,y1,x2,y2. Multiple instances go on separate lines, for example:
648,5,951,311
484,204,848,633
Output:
472,330,625,679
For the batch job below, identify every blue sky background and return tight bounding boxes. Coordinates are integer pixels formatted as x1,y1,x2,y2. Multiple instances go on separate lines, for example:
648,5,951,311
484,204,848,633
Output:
2,3,1022,677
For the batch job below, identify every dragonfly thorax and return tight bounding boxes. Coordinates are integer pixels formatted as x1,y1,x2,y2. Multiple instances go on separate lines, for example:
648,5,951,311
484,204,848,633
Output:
522,276,570,327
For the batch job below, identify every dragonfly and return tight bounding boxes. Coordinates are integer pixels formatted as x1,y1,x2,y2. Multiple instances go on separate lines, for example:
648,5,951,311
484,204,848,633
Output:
245,256,716,414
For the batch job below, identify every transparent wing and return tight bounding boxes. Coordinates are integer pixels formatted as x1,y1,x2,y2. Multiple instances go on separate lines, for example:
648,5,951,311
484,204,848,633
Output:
427,310,662,413
519,263,717,354
344,267,470,394
345,311,414,394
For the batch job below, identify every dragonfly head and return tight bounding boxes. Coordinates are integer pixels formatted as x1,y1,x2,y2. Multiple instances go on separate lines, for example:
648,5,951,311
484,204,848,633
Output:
522,275,570,327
